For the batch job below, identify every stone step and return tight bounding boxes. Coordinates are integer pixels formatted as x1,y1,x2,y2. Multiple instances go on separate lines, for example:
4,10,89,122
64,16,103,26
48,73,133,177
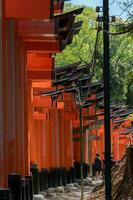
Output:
33,194,46,200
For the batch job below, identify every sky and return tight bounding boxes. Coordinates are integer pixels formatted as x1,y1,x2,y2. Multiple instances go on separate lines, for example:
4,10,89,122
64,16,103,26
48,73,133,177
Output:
71,0,127,18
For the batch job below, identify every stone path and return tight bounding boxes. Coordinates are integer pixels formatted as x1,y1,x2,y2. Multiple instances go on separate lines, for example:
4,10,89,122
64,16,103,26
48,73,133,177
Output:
34,178,103,200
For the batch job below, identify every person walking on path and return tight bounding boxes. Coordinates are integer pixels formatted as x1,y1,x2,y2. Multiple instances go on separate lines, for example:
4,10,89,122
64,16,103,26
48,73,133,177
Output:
94,153,104,180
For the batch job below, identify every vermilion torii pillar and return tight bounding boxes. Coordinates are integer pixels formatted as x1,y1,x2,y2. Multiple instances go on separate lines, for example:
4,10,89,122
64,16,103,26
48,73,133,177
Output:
0,0,7,187
0,18,29,187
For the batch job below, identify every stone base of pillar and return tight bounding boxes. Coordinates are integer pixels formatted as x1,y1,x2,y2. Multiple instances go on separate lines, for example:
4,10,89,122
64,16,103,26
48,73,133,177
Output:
48,170,52,188
39,169,48,191
67,169,72,184
50,168,58,188
57,168,62,186
25,175,34,200
70,167,76,183
8,173,22,200
84,164,89,179
61,168,67,186
0,188,11,200
21,178,26,200
74,161,81,179
38,167,78,191
30,164,40,195
74,162,89,179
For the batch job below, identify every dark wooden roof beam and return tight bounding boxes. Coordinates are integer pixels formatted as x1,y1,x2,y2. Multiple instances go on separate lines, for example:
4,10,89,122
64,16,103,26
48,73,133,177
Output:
54,7,84,19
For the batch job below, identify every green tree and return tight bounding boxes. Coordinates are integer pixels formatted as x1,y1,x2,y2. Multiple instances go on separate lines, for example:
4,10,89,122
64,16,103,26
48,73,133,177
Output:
55,4,98,66
55,3,133,105
110,33,133,101
126,71,133,107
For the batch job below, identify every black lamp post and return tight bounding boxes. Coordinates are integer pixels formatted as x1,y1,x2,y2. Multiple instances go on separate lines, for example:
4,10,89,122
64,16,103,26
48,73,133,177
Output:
78,82,84,200
103,0,112,199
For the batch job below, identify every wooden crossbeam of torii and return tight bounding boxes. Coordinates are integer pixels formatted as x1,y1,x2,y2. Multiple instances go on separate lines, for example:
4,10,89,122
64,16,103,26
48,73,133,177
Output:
18,20,56,36
5,0,54,18
16,8,83,54
27,53,54,80
26,41,61,53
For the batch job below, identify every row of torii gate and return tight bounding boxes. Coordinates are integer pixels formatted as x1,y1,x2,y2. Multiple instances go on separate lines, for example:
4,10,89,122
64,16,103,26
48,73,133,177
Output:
0,0,133,199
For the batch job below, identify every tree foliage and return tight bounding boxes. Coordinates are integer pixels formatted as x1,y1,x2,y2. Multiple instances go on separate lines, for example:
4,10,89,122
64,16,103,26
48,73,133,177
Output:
110,33,133,102
55,3,133,106
55,4,98,66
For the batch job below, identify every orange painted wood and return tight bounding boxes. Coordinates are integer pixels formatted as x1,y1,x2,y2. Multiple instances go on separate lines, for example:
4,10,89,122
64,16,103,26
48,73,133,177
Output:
46,109,60,168
73,119,81,126
54,110,60,168
92,140,97,162
123,119,131,127
73,119,81,163
64,101,73,112
89,106,96,116
63,93,72,101
96,129,101,155
88,93,96,100
59,110,65,167
28,81,36,166
99,125,105,154
13,34,29,176
31,119,45,169
32,120,43,170
73,132,88,163
33,96,52,108
91,129,97,162
57,102,64,109
33,112,47,120
33,120,47,170
119,143,126,160
82,108,89,115
48,109,60,168
98,115,104,120
0,11,8,187
40,120,47,169
5,20,18,183
32,81,52,89
84,131,89,164
0,0,67,188
34,120,40,168
27,54,54,69
5,0,53,19
45,119,50,169
64,120,73,168
113,131,119,160
64,111,77,120
57,94,63,102
22,35,58,43
74,134,81,162
27,69,52,80
26,41,61,53
18,20,55,36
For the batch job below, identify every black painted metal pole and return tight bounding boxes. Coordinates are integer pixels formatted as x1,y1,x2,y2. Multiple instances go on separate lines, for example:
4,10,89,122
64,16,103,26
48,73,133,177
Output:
79,84,84,200
103,0,112,199
79,103,84,200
